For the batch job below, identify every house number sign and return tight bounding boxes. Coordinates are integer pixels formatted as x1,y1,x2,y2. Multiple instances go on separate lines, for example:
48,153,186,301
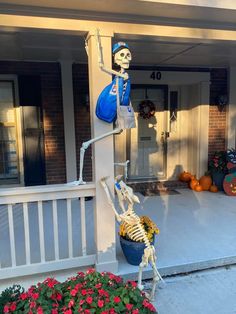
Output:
150,71,162,80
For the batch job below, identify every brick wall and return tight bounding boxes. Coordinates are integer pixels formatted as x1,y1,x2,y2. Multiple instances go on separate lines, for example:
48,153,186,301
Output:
73,64,92,182
209,68,228,158
0,61,66,184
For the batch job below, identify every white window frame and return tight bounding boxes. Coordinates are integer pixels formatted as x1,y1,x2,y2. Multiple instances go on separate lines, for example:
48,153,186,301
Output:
0,75,24,187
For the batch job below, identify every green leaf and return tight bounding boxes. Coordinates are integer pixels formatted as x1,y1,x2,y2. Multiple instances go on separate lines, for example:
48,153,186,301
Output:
123,296,130,304
46,290,53,298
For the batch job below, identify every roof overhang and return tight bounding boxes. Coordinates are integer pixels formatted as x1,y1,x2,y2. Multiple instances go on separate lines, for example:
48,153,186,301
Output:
0,0,236,29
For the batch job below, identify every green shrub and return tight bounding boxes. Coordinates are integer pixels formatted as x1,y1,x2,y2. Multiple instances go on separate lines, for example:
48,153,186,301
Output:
0,284,24,313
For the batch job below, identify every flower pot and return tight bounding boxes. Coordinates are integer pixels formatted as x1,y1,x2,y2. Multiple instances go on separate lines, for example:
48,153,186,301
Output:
120,236,154,266
211,171,226,191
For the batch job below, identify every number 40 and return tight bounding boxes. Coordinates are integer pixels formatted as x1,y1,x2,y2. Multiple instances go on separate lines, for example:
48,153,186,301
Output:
150,71,162,80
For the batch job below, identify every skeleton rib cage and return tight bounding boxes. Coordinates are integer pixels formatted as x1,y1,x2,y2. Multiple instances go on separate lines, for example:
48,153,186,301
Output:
122,216,152,248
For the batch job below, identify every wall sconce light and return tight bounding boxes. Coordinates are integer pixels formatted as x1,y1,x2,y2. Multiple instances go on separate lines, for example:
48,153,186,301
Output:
81,93,90,111
217,94,228,112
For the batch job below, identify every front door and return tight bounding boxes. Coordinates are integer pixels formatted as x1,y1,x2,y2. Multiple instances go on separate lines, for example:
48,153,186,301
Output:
18,76,46,186
128,85,168,180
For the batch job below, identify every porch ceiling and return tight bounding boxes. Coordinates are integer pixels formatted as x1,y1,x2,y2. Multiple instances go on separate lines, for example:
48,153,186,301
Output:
1,0,236,27
1,30,236,68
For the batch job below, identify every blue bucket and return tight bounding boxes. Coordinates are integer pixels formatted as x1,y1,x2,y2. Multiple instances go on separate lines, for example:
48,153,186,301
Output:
120,236,155,266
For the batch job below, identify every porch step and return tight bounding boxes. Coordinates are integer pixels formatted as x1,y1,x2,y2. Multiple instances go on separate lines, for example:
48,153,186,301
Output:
118,255,236,282
127,180,188,193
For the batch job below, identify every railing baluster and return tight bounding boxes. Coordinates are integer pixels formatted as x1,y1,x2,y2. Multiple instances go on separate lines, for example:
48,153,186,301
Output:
67,199,73,258
8,204,16,267
38,201,45,262
0,184,96,279
23,202,31,265
52,200,59,260
80,197,87,256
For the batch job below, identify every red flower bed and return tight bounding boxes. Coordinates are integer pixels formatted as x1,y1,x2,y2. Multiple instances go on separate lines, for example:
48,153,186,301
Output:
3,269,157,313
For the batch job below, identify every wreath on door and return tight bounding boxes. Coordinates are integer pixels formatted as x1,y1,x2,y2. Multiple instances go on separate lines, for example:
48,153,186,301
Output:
138,99,156,119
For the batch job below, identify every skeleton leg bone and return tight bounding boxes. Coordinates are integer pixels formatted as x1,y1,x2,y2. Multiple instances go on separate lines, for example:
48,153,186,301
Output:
138,246,164,300
148,246,165,300
69,128,123,185
149,261,163,301
138,247,149,291
114,160,130,181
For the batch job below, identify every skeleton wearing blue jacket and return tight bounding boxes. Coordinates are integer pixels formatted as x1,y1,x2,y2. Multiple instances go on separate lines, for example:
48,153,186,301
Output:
96,41,135,129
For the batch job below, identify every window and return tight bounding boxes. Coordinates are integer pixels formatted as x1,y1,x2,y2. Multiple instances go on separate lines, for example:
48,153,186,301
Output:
0,81,20,184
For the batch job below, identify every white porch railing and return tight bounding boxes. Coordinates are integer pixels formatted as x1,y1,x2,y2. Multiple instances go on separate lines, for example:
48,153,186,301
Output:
0,183,96,280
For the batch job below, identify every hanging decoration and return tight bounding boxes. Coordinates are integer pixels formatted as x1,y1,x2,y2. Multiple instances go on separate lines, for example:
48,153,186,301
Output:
139,99,156,119
138,88,156,120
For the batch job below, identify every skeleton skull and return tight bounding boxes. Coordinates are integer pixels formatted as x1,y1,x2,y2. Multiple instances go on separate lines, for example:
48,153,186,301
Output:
118,180,140,204
114,48,132,69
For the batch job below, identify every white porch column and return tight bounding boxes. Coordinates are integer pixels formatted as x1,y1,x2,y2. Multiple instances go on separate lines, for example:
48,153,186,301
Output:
228,67,236,149
60,60,77,182
87,32,118,273
198,81,210,177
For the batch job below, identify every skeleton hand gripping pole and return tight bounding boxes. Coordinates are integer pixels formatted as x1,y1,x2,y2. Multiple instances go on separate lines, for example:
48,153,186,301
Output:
95,29,128,80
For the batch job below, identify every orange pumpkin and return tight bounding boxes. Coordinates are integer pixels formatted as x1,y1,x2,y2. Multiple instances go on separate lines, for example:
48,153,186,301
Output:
199,175,212,191
209,184,218,193
190,178,199,190
194,184,203,192
179,171,192,182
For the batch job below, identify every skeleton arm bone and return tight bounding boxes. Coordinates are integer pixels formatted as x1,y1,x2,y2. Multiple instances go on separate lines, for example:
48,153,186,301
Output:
114,177,126,213
100,177,122,223
95,29,128,80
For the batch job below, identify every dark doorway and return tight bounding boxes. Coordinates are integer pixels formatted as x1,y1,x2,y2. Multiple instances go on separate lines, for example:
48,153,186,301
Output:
18,75,46,186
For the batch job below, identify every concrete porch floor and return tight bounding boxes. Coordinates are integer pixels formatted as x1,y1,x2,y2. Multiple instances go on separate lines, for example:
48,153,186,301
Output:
117,189,236,280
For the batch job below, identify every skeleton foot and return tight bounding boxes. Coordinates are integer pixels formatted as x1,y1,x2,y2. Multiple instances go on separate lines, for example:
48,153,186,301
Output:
142,291,154,302
140,281,159,301
67,179,86,186
77,178,87,185
137,283,144,291
157,280,166,289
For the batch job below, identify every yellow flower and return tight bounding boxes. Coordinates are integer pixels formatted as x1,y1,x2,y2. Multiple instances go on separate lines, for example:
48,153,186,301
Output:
119,216,159,242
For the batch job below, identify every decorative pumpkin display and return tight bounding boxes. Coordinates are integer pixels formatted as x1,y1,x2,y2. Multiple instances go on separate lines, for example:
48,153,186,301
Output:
209,184,218,193
223,173,236,196
223,149,236,196
179,171,192,182
199,175,212,191
194,184,203,192
190,178,199,190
